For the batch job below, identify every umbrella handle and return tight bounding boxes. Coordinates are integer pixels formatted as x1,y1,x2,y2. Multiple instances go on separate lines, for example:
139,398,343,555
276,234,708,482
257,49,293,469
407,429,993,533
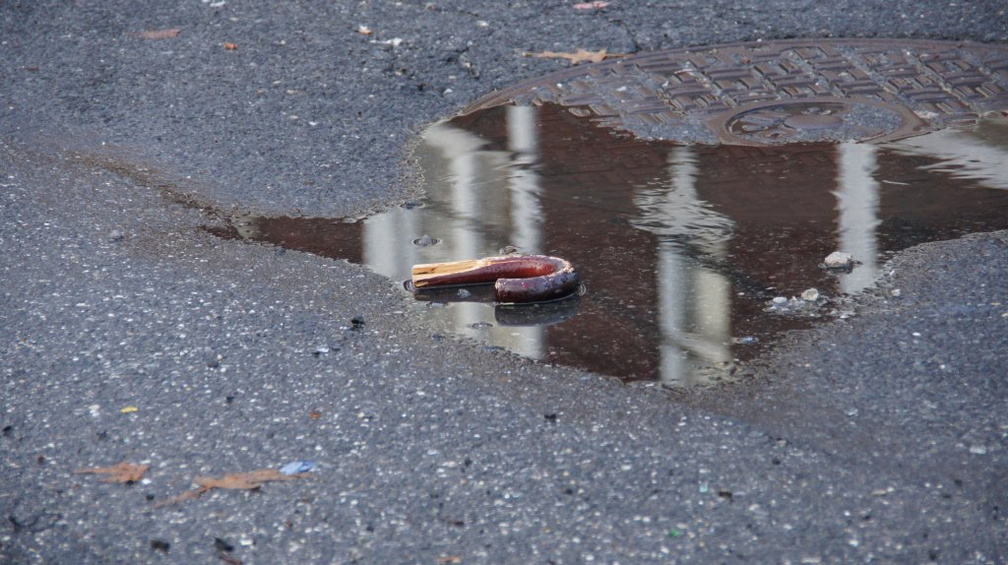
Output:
411,255,580,303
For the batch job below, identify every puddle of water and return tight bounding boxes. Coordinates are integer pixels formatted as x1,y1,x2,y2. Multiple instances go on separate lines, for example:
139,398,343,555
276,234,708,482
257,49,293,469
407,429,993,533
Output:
207,105,1008,385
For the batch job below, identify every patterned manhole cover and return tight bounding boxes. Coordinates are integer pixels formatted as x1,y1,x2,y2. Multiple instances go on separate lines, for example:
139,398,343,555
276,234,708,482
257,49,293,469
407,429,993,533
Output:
463,39,1008,145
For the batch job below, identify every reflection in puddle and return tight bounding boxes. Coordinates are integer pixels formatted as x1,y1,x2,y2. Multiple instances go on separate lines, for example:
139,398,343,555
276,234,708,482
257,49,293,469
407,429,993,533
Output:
208,106,1008,385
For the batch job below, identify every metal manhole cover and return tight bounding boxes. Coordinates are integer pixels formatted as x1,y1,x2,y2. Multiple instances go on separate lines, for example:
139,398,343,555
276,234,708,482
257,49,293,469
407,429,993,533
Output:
463,39,1008,145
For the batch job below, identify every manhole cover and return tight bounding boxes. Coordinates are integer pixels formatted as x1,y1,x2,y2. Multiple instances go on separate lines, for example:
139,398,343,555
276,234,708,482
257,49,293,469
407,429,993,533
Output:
464,39,1008,145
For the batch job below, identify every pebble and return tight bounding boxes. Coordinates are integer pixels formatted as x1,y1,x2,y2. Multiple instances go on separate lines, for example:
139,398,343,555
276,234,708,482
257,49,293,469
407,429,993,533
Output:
823,251,854,269
801,288,819,301
412,234,439,246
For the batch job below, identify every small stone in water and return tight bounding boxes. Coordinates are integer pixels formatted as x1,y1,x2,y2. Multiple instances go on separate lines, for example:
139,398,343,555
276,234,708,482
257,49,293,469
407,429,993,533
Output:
824,251,854,269
412,234,439,246
457,288,471,298
772,296,788,305
801,288,819,301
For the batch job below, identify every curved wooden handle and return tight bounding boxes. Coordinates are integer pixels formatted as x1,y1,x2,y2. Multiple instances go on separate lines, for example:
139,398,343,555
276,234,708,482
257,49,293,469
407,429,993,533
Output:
411,255,580,304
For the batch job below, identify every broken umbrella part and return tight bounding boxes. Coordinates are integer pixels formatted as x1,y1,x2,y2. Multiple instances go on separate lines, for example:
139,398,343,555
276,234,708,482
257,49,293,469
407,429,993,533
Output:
411,255,580,304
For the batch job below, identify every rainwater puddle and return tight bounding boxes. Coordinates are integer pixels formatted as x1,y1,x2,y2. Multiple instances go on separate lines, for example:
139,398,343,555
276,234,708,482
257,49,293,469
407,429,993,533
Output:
207,105,1008,385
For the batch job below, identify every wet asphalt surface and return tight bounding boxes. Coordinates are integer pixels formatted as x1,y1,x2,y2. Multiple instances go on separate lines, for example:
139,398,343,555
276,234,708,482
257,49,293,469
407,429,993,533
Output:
2,1,1006,563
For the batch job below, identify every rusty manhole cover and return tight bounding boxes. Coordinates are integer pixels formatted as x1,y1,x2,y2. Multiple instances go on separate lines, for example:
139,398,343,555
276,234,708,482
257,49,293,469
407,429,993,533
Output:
464,38,1008,145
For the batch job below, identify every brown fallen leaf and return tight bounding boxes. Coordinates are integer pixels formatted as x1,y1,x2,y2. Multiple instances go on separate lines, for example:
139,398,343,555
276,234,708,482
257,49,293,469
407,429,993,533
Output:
132,28,182,40
196,469,306,489
155,486,211,508
573,1,610,9
525,48,612,65
224,42,238,51
75,461,150,484
156,468,312,507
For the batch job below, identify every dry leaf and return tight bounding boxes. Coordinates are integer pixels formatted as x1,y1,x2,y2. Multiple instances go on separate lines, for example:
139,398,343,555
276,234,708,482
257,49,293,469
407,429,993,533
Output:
157,468,312,507
224,42,238,51
155,486,211,508
356,25,373,36
195,469,306,490
132,28,182,40
436,556,462,564
525,48,611,65
76,462,150,483
573,1,609,9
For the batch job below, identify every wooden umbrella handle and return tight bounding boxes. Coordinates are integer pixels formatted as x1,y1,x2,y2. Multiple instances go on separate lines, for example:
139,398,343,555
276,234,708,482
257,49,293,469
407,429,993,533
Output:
411,255,580,304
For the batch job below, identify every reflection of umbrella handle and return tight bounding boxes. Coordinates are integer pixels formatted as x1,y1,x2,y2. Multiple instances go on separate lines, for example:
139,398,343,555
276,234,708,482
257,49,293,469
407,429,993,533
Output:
411,255,580,304
495,296,580,326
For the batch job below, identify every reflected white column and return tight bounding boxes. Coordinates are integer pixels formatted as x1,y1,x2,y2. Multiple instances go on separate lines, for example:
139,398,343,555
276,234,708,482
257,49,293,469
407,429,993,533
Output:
835,143,881,294
405,119,548,359
646,147,733,385
505,105,545,358
446,130,495,335
372,123,497,338
657,243,689,383
692,268,732,357
506,105,544,255
657,147,699,384
363,207,420,282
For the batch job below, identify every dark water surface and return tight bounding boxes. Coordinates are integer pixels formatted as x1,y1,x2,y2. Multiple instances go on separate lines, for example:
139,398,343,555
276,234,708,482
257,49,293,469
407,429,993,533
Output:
208,105,1008,385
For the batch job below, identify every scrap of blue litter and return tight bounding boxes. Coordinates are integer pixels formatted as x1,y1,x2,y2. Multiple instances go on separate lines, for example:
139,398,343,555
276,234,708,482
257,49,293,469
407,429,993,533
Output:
279,460,317,475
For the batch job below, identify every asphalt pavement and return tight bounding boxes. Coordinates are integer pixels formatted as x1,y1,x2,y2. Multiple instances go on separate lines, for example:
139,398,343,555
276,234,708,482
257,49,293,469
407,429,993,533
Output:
2,1,1006,563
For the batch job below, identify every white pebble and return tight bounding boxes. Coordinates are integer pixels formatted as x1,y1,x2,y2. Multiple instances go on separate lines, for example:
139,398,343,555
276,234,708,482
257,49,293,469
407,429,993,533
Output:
824,251,854,268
